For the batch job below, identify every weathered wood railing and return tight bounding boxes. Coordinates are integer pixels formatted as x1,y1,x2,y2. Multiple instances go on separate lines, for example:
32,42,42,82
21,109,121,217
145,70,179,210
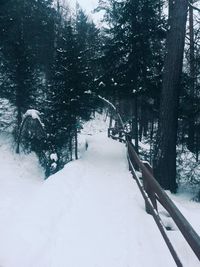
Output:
126,139,200,266
108,127,200,266
98,95,200,266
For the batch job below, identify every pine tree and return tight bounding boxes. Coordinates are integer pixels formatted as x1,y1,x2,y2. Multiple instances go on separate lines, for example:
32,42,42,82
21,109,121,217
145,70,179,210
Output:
153,0,188,192
0,0,54,128
97,0,166,150
98,0,165,97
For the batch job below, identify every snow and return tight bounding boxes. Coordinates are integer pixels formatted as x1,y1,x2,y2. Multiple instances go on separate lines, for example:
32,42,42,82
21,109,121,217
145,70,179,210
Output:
0,114,199,266
24,109,41,120
98,81,106,87
51,162,57,169
177,145,200,187
98,95,116,111
84,89,92,94
97,96,124,128
157,193,200,267
0,98,15,131
23,109,44,128
50,153,58,162
81,112,109,136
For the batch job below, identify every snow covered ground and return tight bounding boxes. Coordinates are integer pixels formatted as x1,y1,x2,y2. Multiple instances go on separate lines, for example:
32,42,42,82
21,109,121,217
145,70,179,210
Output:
0,113,199,267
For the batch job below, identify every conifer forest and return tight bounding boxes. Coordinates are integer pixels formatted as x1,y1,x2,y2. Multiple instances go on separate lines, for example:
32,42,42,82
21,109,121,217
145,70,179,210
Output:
0,0,200,196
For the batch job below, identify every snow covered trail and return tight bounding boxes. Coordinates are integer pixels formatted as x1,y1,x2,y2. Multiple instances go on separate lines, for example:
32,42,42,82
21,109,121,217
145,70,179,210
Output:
0,132,176,267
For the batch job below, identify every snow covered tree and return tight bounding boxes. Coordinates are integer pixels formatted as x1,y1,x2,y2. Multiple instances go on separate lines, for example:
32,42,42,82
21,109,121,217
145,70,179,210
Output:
0,0,54,128
98,0,165,96
43,5,100,166
97,0,166,151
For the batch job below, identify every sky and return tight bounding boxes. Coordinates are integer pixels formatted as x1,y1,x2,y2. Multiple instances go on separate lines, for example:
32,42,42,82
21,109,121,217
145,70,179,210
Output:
77,0,98,12
68,0,104,25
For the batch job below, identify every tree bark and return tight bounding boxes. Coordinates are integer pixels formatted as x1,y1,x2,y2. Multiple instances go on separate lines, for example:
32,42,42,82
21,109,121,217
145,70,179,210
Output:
75,124,78,160
153,0,188,192
132,96,139,153
188,1,195,152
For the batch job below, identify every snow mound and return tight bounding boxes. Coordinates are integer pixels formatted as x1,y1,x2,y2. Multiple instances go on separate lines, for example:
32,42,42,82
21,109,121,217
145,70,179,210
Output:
0,125,199,266
23,109,44,128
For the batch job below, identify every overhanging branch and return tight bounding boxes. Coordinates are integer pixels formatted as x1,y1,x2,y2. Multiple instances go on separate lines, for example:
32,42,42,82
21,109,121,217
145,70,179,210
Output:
189,2,200,12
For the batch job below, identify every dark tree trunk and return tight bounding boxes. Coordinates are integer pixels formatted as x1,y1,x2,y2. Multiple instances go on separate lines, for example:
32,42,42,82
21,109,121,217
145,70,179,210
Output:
149,117,154,165
153,0,188,192
196,132,199,162
69,137,73,161
132,96,139,153
109,112,113,128
188,2,195,152
75,125,78,160
16,1,24,130
16,97,22,128
168,0,174,23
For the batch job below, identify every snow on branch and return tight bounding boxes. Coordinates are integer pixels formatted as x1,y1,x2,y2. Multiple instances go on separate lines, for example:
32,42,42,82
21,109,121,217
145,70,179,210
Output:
23,109,44,128
16,109,46,154
97,95,124,128
98,95,117,111
189,2,200,12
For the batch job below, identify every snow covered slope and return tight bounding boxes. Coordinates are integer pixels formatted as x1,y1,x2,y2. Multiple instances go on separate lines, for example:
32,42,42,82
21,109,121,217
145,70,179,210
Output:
0,114,199,266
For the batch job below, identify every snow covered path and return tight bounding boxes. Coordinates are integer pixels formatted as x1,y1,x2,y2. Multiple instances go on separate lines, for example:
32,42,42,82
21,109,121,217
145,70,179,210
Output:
38,134,176,267
0,132,176,267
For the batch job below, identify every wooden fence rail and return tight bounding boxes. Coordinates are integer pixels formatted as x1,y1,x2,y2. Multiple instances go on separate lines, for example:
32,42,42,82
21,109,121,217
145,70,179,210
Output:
126,139,200,266
107,126,200,266
98,95,200,266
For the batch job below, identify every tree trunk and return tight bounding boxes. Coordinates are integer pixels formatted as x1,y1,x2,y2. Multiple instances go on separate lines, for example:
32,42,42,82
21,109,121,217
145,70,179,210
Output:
153,0,188,192
69,127,73,161
188,2,195,152
109,112,113,128
150,117,154,165
168,0,174,23
75,125,78,160
16,0,24,130
133,96,139,153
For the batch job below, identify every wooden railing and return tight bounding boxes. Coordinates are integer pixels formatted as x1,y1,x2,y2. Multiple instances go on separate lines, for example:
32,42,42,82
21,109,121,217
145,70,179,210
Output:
98,95,200,266
108,128,200,266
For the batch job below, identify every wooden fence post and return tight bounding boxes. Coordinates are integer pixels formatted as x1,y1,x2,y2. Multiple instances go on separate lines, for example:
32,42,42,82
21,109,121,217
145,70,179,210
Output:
142,162,157,214
108,128,111,138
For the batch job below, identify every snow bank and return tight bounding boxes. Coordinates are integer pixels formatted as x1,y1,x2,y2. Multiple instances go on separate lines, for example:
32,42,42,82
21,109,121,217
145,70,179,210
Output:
0,114,199,267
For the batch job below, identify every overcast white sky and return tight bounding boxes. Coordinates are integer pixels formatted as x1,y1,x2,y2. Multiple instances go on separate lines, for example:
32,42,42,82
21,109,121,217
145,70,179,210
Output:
77,0,98,12
68,0,103,24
